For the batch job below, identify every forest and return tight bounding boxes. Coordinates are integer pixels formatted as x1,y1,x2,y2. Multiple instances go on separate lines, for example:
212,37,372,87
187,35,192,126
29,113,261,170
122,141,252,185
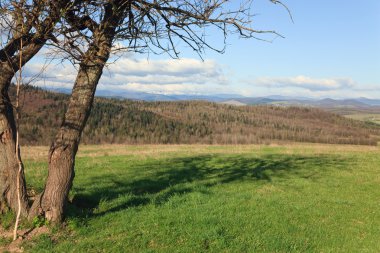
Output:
14,85,380,146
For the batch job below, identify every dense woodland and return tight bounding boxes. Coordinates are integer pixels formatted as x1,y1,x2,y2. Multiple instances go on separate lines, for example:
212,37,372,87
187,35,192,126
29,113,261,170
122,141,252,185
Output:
12,85,380,146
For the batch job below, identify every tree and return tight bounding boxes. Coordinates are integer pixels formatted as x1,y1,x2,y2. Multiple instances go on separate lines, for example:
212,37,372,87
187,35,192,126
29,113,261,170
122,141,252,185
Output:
1,0,287,223
29,0,286,222
0,0,72,216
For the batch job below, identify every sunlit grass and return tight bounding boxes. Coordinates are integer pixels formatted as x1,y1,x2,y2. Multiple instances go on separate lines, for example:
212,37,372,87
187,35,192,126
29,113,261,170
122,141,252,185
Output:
21,144,380,252
345,113,380,125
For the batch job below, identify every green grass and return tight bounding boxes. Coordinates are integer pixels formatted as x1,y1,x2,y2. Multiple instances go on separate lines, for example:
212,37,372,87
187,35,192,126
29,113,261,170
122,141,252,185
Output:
21,145,380,252
344,113,380,125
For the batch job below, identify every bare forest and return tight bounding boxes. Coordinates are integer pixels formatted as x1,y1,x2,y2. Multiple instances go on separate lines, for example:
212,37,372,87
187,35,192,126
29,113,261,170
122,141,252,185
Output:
15,86,380,146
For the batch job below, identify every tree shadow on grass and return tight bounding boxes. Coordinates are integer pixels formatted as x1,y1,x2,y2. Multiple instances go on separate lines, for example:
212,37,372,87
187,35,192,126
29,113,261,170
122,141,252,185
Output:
68,153,350,219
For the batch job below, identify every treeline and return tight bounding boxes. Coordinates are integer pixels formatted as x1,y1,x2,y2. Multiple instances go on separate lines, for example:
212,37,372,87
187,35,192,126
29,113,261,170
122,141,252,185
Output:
12,86,380,146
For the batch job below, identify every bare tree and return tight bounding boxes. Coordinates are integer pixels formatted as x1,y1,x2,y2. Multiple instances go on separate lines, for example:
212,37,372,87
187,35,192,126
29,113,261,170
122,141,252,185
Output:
29,0,287,222
0,0,72,216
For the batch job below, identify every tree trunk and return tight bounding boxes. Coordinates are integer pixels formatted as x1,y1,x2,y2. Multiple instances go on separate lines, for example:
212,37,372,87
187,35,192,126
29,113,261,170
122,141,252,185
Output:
0,69,28,216
30,43,112,222
0,39,52,216
0,0,74,218
27,5,120,221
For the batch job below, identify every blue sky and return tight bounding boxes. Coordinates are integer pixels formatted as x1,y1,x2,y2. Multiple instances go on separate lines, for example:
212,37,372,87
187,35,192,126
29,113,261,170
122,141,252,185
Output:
28,0,380,98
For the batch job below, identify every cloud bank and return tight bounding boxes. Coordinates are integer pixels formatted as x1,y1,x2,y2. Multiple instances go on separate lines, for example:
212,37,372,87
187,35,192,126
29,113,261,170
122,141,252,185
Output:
24,57,228,94
254,76,356,91
22,57,379,98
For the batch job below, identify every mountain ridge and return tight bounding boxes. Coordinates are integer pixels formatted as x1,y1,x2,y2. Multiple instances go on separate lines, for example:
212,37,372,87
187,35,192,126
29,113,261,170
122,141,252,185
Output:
46,87,380,108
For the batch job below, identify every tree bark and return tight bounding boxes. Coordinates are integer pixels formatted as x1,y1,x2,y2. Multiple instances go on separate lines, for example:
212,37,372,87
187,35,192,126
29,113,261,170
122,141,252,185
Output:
0,0,71,217
0,67,28,216
30,35,114,222
26,2,122,222
39,66,104,222
0,40,56,216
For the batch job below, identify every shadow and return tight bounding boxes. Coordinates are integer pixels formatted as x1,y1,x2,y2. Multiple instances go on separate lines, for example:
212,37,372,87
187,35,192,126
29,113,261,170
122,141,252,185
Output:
68,153,350,219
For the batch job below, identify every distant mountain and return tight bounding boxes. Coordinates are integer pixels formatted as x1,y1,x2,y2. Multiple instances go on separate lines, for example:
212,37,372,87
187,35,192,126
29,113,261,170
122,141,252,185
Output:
44,86,380,109
231,97,276,105
356,97,380,106
264,95,316,101
47,87,72,94
94,89,243,102
308,98,370,108
231,97,379,109
221,100,247,106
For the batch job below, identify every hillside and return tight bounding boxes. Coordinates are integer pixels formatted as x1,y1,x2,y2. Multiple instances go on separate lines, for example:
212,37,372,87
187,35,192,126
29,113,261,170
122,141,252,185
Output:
11,85,380,146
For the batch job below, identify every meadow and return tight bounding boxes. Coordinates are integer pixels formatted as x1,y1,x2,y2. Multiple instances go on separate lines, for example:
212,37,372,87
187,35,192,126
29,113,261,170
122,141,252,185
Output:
2,144,380,252
345,113,380,125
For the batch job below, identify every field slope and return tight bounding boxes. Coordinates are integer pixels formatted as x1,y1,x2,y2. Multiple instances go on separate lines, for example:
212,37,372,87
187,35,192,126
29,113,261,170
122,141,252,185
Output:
12,144,380,252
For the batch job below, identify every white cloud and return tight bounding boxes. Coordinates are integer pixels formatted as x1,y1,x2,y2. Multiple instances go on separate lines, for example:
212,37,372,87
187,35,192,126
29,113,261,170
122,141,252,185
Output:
24,57,228,94
247,87,376,99
97,82,232,95
20,58,380,98
110,58,224,78
252,75,356,91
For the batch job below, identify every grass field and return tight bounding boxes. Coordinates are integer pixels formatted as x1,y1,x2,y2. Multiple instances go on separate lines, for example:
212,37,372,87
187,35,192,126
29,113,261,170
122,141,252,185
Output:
344,113,380,125
4,144,380,252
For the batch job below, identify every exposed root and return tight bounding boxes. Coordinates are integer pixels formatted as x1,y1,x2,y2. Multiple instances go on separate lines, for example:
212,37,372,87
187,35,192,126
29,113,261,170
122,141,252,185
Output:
1,225,50,252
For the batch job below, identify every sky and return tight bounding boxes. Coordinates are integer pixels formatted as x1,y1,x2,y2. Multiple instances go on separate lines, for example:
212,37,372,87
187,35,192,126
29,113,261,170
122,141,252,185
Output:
26,0,380,99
